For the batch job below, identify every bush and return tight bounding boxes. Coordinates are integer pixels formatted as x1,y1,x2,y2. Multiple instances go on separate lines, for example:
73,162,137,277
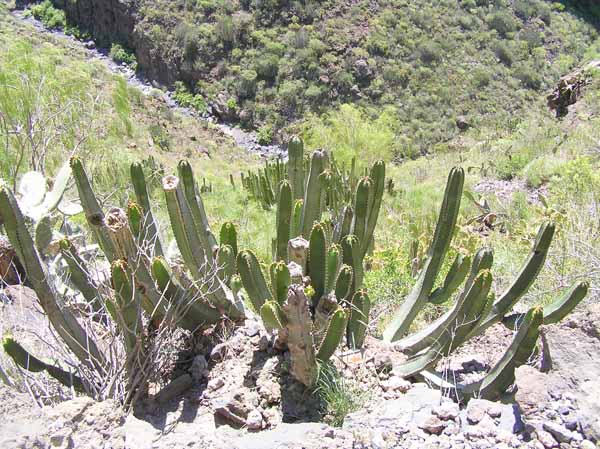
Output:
473,68,492,87
255,54,279,81
520,28,543,51
495,151,531,180
495,42,515,66
257,125,273,145
173,81,207,112
109,43,137,69
417,42,443,65
238,70,258,99
523,157,562,188
149,124,171,151
514,64,542,89
30,0,66,29
488,11,518,36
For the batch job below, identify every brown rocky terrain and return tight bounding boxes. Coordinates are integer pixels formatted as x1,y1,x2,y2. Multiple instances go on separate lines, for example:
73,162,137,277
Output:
2,284,599,449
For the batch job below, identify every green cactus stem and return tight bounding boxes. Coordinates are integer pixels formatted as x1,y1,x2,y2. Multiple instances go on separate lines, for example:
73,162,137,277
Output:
383,167,464,342
316,308,347,362
59,238,105,315
130,162,164,257
288,135,305,200
260,300,287,331
428,253,471,305
300,150,326,237
502,280,589,329
309,223,328,305
220,222,238,256
474,221,555,336
347,290,370,349
178,161,219,259
237,250,273,311
70,157,117,262
275,181,292,261
150,257,221,329
270,261,291,305
0,181,105,371
3,336,85,392
468,307,543,400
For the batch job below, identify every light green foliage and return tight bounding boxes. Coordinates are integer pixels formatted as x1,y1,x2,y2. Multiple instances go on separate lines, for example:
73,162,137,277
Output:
30,0,66,29
109,43,137,69
303,105,396,163
173,81,207,113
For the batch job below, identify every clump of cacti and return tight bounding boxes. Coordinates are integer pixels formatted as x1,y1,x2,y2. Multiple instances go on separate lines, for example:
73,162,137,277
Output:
0,157,246,403
383,167,589,400
237,139,385,386
240,136,361,216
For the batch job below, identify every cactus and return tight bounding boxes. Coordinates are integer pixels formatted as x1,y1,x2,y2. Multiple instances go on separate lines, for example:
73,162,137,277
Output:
3,336,85,392
383,167,464,343
0,180,105,371
240,222,353,386
382,167,588,400
1,158,248,403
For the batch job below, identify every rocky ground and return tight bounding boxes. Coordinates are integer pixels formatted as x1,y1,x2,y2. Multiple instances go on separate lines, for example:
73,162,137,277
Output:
1,285,599,449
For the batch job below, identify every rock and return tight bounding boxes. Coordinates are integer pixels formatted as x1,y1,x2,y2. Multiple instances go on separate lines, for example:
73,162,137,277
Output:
543,422,573,444
433,403,460,421
208,378,225,391
245,409,264,431
418,415,447,435
536,430,558,448
353,59,373,80
373,352,393,373
456,115,470,131
563,417,578,431
211,342,228,361
0,235,21,285
487,404,503,418
497,404,524,434
229,423,333,449
190,355,208,381
466,400,488,424
380,376,411,393
344,384,449,434
580,440,596,449
244,320,262,337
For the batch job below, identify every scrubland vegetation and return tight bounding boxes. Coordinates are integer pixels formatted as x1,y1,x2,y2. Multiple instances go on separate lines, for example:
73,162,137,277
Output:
1,0,600,430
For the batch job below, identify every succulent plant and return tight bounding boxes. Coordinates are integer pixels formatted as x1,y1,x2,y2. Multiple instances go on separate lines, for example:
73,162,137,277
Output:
0,157,247,403
382,167,588,399
237,140,385,385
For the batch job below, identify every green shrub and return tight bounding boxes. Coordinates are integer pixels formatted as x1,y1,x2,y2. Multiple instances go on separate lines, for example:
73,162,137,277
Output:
149,124,171,151
495,42,515,66
514,64,542,90
238,70,258,99
109,43,137,69
173,81,207,112
488,11,518,36
473,68,492,87
495,151,531,180
523,157,562,188
30,0,66,29
417,42,443,65
257,125,273,145
255,54,279,81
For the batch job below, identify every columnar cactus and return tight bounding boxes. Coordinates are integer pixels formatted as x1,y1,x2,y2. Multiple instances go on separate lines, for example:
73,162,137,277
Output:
0,158,247,403
239,236,349,387
382,166,588,399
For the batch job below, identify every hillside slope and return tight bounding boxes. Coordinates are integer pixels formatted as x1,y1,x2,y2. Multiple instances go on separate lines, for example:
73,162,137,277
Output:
19,0,600,152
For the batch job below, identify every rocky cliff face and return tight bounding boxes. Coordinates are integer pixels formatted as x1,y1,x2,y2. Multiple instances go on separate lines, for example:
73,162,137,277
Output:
47,0,179,86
